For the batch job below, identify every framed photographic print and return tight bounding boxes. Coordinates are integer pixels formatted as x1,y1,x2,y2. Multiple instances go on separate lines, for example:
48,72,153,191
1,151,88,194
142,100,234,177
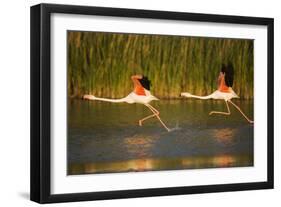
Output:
30,3,274,203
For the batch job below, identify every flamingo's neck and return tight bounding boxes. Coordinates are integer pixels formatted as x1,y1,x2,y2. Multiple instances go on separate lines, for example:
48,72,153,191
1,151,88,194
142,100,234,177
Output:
83,95,126,103
93,97,126,103
181,92,212,99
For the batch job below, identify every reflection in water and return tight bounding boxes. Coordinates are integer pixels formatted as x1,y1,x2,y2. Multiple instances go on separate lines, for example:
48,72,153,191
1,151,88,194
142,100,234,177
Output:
123,135,159,157
68,154,252,175
211,155,236,166
212,128,239,146
68,99,254,175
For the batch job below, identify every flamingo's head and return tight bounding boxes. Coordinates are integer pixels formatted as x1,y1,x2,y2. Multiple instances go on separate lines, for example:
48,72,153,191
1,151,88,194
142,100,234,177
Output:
180,92,192,97
82,94,96,100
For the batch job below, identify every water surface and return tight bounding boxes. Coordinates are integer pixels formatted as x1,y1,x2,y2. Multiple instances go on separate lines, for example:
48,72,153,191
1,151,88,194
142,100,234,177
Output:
67,99,254,175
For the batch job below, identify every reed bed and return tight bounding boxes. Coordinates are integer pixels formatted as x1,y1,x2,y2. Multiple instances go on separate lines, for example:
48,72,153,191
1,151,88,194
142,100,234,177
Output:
67,31,254,99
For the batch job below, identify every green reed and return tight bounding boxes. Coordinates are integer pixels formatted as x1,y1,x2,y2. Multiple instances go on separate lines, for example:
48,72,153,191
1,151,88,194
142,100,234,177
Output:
67,31,254,99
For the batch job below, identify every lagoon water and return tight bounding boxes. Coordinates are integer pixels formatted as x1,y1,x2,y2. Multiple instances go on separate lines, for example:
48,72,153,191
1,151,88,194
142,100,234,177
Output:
67,99,254,175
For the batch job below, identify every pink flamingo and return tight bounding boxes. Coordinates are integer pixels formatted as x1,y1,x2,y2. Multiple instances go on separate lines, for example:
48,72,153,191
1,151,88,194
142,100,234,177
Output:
83,75,171,131
181,63,254,124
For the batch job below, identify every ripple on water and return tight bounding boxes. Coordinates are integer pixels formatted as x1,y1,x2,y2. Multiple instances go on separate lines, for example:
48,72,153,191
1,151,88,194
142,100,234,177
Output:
68,99,254,174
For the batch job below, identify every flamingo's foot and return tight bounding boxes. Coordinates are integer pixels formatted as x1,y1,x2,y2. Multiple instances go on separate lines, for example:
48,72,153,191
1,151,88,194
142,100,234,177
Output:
209,111,214,115
138,120,143,126
249,120,254,124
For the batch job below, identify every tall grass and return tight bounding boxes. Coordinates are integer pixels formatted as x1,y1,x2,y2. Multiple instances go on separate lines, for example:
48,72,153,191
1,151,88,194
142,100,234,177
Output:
67,31,254,99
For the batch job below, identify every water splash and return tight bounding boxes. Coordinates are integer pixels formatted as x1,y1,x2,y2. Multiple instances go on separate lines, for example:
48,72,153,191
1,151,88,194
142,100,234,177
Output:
168,121,181,132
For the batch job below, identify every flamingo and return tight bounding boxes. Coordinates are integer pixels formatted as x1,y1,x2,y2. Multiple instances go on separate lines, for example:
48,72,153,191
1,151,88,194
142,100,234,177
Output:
181,63,254,124
83,75,171,132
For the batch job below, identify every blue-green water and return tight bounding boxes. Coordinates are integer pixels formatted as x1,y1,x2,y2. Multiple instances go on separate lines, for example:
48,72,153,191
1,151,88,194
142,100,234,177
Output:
67,99,254,175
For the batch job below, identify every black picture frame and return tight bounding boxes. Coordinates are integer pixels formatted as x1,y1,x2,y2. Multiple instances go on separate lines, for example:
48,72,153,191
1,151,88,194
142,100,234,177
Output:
30,3,274,204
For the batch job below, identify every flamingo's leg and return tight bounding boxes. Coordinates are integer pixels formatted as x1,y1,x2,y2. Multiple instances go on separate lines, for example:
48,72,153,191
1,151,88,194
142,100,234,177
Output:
145,104,171,132
138,104,160,126
209,100,231,116
138,113,158,126
228,100,254,124
146,104,160,114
